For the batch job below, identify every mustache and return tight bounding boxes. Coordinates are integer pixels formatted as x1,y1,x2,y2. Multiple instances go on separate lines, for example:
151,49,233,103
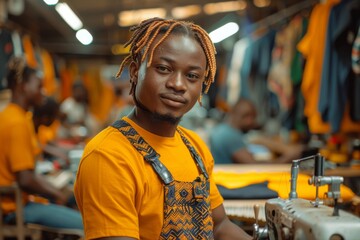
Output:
133,95,181,125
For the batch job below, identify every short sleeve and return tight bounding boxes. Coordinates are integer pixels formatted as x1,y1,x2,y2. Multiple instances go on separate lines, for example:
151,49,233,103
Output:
74,149,140,239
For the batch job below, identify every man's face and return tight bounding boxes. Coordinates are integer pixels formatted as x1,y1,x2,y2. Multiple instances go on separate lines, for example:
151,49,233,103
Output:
235,102,257,132
131,34,207,122
24,73,44,107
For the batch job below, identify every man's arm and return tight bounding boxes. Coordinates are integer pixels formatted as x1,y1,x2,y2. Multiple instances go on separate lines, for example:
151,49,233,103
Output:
213,203,252,240
232,148,257,164
15,169,67,204
250,136,304,163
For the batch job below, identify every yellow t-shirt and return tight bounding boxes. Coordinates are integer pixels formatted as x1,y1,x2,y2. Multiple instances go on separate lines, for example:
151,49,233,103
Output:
74,116,223,240
0,103,37,213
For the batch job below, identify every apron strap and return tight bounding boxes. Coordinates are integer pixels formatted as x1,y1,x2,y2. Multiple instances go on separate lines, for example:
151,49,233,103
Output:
177,129,209,179
112,119,174,185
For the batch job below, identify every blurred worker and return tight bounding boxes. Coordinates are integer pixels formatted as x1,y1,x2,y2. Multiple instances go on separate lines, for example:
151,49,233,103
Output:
0,56,83,230
59,80,100,140
210,98,304,164
33,95,70,167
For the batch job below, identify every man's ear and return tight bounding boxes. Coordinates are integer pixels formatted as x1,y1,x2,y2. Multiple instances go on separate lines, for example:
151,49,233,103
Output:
129,61,139,84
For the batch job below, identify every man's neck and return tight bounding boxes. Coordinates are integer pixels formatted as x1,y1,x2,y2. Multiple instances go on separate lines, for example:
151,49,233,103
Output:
11,95,28,111
128,109,179,137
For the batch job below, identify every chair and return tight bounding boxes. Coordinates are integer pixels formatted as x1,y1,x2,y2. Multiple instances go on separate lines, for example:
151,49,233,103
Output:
0,183,83,240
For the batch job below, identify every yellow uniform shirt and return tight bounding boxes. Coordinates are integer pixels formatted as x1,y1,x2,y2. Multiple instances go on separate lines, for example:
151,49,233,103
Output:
74,116,223,240
0,103,37,213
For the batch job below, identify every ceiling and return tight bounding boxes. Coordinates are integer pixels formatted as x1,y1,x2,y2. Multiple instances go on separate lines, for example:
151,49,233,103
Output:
6,0,315,63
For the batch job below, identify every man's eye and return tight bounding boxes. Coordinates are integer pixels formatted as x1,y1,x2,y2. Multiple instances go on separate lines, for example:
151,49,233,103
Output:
156,66,170,72
187,73,200,80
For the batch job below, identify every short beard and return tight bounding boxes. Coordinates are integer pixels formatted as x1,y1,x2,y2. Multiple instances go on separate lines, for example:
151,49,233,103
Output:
153,112,181,125
134,95,181,125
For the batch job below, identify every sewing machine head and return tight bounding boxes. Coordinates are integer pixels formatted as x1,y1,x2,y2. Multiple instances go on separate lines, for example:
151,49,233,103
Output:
253,154,360,240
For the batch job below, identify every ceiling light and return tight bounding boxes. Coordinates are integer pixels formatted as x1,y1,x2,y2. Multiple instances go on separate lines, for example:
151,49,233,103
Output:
43,0,58,5
209,22,239,43
55,2,83,31
253,0,271,8
204,1,247,15
76,29,93,45
171,5,202,19
118,8,166,27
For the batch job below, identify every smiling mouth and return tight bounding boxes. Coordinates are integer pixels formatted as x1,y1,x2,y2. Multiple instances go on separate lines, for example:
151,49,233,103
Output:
160,94,187,108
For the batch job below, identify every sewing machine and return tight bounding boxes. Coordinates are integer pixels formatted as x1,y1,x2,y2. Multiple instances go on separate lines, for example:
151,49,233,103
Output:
253,154,360,240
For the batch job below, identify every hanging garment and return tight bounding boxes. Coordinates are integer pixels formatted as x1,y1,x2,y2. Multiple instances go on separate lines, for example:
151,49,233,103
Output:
226,37,250,106
0,28,14,89
318,0,360,133
22,34,38,68
297,0,341,134
113,119,214,239
240,30,276,126
350,26,360,121
11,30,23,57
40,49,58,96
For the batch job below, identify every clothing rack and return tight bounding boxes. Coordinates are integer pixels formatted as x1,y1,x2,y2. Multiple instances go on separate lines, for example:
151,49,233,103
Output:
246,0,318,36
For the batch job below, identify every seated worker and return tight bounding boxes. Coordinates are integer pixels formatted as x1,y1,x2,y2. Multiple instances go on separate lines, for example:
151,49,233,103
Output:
33,96,70,167
74,17,252,239
0,56,83,230
209,98,304,164
59,80,100,140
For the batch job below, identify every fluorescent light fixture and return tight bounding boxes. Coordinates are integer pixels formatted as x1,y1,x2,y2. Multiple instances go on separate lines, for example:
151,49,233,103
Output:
171,5,202,19
209,22,239,43
204,1,247,15
118,8,166,27
76,29,93,45
43,0,58,5
55,3,83,31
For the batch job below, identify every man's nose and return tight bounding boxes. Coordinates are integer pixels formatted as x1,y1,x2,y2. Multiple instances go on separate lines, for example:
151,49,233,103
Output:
166,72,187,91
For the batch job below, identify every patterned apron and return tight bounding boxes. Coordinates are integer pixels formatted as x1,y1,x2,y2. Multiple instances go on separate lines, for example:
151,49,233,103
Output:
112,120,214,240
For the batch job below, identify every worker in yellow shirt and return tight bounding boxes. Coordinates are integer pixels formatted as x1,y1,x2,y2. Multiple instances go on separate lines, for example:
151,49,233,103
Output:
74,17,251,240
0,56,83,230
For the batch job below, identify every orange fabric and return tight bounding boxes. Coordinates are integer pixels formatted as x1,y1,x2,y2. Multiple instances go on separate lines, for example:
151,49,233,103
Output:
297,1,340,134
40,49,58,96
60,69,73,101
74,116,223,240
340,105,360,133
82,69,103,119
92,81,115,124
22,35,38,68
59,62,78,101
37,120,60,146
213,171,355,201
0,104,36,213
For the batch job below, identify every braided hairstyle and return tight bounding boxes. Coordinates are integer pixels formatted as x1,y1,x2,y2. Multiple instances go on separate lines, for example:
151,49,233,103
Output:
116,17,217,96
6,56,38,90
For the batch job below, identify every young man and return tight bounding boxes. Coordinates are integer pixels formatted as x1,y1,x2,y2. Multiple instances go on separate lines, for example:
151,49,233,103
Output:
210,98,304,164
74,18,252,239
0,57,83,230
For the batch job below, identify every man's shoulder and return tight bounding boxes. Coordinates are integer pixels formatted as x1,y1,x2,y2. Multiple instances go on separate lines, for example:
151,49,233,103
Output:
0,103,27,126
83,125,134,157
